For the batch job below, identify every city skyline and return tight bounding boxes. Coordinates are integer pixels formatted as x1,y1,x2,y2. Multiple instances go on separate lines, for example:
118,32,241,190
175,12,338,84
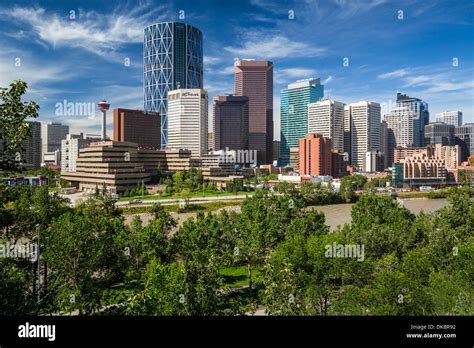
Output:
0,0,472,138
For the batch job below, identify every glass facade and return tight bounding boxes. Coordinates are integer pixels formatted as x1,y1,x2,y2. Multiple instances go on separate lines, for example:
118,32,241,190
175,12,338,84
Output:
279,79,323,166
144,22,203,148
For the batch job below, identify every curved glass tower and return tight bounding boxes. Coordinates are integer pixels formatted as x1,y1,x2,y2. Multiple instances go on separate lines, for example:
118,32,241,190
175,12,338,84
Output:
144,22,203,148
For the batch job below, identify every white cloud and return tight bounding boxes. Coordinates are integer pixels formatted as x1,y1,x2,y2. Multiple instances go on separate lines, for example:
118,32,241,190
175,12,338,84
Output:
322,75,333,84
224,34,327,60
378,68,410,79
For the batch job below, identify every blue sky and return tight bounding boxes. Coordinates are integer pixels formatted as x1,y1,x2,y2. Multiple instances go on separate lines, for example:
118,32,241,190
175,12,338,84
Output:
0,0,473,139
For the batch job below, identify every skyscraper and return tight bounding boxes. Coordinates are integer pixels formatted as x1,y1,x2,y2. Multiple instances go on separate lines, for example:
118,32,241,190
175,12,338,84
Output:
167,89,208,158
345,101,381,171
455,123,474,161
299,133,332,176
424,122,455,146
383,105,417,166
20,121,42,170
436,111,462,127
394,92,429,147
144,22,203,148
41,122,69,155
280,78,324,166
113,108,161,149
213,95,249,151
234,60,273,164
308,99,344,153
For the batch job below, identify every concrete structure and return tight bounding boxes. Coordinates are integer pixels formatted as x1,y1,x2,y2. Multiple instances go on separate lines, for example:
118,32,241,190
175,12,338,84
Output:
41,122,69,159
273,141,280,162
61,134,94,172
289,147,299,172
42,150,61,166
98,100,110,141
167,89,208,158
234,60,273,164
455,123,474,161
213,95,249,152
61,141,150,194
433,144,461,169
331,150,348,178
400,154,446,182
113,108,160,149
436,111,462,127
345,101,381,171
424,122,455,146
299,133,332,176
365,150,384,173
208,132,214,151
308,99,344,153
280,78,323,165
394,146,432,164
19,121,41,170
144,22,203,148
394,93,429,147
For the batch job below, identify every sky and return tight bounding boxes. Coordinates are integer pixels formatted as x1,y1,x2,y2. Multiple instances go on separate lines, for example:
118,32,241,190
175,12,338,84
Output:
0,0,473,140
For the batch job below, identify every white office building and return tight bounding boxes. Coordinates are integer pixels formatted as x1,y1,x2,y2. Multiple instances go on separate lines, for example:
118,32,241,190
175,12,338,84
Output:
167,89,208,158
307,99,345,153
435,111,463,127
345,101,381,171
61,134,92,172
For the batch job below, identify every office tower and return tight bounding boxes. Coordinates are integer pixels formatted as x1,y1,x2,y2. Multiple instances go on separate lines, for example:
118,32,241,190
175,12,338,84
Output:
61,134,93,172
394,92,429,147
273,141,280,162
280,78,324,165
144,22,203,148
424,122,455,146
345,101,381,171
344,106,352,162
299,133,332,176
41,122,69,155
167,89,208,158
455,123,474,161
213,95,249,152
113,108,161,149
234,60,273,164
308,99,344,153
19,121,41,170
436,111,462,127
289,147,299,172
380,120,389,169
208,132,214,151
365,151,384,172
383,105,417,166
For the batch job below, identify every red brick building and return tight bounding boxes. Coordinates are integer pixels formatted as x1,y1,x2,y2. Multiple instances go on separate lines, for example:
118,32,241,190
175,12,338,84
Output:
299,133,332,176
113,108,160,149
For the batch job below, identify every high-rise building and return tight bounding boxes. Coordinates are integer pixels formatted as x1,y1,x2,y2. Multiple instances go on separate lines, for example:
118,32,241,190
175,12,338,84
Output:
273,141,280,162
308,99,344,153
424,122,455,146
436,111,462,127
365,150,384,173
41,122,69,155
380,120,389,169
384,105,417,166
234,60,273,164
299,133,332,176
394,92,429,147
20,121,41,170
61,134,93,172
144,22,203,148
113,108,161,149
455,123,474,161
213,95,249,152
208,132,214,151
345,101,381,171
433,144,461,169
280,78,323,166
167,89,208,158
289,147,299,172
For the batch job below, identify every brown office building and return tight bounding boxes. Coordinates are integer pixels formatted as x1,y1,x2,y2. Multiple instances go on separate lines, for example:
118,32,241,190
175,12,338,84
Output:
234,60,273,164
113,108,160,149
299,133,332,176
213,95,249,151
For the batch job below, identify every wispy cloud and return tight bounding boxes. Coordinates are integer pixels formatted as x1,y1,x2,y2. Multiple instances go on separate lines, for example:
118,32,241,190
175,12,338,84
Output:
378,68,411,79
224,33,327,60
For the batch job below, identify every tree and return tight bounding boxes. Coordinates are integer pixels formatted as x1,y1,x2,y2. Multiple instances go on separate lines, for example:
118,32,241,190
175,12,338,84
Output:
0,80,40,171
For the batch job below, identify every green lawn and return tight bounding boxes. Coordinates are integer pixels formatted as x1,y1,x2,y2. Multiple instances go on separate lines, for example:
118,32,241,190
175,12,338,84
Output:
119,201,241,215
118,190,253,202
220,266,263,287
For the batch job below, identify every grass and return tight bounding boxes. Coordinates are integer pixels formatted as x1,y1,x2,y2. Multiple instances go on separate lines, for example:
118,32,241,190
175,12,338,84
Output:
220,266,263,287
118,190,253,202
119,201,241,215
